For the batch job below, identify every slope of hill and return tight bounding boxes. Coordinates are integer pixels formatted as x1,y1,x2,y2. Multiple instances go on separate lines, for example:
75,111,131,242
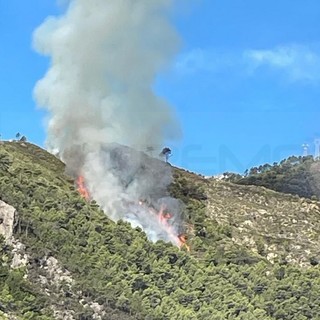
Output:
1,141,320,319
227,156,320,200
205,178,320,266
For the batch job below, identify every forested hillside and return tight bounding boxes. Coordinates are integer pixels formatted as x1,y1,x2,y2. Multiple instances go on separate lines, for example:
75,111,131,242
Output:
226,156,320,200
1,142,320,319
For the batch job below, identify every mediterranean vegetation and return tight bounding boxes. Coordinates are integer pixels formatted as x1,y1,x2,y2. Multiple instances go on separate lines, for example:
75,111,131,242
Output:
227,155,320,200
0,141,320,319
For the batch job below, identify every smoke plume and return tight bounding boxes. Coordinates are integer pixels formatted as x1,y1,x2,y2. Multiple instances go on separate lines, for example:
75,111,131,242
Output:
33,0,183,244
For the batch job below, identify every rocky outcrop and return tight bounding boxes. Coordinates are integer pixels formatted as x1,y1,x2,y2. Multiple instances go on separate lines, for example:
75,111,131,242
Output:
0,200,28,269
0,200,15,244
34,256,106,320
0,200,105,319
10,241,28,269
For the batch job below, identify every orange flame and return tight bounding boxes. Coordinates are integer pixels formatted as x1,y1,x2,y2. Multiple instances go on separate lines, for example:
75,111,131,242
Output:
77,176,90,200
76,179,190,251
157,205,190,252
178,234,190,252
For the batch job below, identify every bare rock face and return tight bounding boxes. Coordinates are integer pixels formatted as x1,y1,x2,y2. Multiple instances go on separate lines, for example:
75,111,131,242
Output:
0,200,15,244
10,241,28,269
0,201,28,268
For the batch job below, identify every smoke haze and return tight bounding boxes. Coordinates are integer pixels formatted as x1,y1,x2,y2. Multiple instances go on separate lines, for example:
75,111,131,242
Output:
33,0,183,244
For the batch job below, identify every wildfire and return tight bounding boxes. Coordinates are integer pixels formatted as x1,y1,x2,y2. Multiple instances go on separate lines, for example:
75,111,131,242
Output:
178,234,190,252
76,176,190,251
76,176,90,200
157,205,190,252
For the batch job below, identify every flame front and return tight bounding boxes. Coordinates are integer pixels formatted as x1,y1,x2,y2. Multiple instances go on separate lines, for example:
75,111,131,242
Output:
76,176,190,251
156,205,190,251
77,176,90,200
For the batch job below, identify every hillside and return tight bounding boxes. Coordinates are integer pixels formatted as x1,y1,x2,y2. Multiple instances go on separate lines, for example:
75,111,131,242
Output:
1,141,320,319
226,156,320,200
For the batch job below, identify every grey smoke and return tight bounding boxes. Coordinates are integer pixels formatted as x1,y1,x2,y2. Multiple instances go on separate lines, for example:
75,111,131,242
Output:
33,0,183,244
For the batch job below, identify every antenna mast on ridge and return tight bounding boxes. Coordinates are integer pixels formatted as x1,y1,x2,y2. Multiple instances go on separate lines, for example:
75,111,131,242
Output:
302,143,309,157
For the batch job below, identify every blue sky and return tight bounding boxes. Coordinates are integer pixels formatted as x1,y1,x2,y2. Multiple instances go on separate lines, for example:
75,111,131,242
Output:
1,1,320,175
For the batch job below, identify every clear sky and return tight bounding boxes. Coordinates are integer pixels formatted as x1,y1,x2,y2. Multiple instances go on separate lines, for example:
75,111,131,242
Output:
1,0,320,175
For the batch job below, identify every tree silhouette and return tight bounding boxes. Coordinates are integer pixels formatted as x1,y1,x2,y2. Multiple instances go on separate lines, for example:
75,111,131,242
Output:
160,147,172,163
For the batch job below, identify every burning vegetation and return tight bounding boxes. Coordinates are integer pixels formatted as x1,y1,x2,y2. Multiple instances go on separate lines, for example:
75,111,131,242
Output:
34,0,186,252
76,171,190,251
76,175,90,201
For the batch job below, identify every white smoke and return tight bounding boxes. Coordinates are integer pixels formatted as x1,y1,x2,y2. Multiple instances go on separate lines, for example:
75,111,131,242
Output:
33,0,184,244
